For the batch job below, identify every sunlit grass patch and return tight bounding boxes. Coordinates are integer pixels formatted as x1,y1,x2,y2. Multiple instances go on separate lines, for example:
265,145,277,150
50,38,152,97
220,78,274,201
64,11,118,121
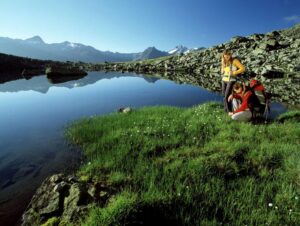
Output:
67,102,300,225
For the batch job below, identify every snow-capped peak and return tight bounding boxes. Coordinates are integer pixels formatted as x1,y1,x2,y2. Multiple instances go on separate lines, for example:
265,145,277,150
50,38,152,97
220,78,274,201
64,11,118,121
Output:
168,45,189,55
183,47,205,55
68,42,80,48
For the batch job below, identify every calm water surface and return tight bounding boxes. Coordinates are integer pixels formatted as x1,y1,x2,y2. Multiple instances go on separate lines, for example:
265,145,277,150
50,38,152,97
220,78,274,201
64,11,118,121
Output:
0,71,287,225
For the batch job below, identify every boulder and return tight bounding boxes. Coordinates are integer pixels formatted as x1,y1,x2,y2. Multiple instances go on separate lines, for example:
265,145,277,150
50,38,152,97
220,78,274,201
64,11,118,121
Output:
252,48,265,55
230,36,249,44
291,39,300,48
249,33,264,41
261,70,285,79
266,31,281,38
45,66,87,77
22,174,113,226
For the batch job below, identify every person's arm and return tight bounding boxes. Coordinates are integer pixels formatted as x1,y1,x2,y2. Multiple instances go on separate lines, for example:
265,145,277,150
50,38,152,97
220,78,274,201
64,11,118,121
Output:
233,91,251,114
232,59,245,76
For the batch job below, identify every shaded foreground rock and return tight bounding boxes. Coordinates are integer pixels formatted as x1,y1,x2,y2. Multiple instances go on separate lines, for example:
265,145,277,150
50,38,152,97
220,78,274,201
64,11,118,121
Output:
22,174,113,226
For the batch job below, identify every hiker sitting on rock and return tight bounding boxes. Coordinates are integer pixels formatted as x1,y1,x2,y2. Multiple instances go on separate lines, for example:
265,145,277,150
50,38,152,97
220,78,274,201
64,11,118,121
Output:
221,50,246,112
227,83,253,121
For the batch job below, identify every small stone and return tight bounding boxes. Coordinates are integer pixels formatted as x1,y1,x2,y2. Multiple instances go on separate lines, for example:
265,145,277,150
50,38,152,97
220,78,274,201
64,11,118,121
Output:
118,107,132,113
99,191,108,198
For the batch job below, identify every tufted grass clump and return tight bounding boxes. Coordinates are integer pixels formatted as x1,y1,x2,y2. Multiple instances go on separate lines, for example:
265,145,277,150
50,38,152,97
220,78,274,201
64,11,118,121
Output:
66,102,300,225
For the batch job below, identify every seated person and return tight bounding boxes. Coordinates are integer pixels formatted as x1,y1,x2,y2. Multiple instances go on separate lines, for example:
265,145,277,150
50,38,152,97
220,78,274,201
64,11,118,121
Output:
228,83,253,122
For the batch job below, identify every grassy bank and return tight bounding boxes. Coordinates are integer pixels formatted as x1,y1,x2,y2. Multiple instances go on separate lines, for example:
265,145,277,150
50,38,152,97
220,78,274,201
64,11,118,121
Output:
66,103,300,225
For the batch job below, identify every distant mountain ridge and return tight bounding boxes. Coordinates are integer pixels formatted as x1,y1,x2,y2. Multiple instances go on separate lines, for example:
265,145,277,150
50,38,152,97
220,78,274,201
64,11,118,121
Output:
0,36,203,63
135,47,169,60
0,36,136,63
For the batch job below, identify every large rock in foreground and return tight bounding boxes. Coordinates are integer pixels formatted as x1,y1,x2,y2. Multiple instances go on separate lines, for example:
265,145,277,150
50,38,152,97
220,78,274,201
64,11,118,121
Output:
22,174,113,226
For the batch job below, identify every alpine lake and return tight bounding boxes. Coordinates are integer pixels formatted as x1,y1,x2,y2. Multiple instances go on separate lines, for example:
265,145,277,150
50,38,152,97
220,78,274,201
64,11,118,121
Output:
0,71,287,225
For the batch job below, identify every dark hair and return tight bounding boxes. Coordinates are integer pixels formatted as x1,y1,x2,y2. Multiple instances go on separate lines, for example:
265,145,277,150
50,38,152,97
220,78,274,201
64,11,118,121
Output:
232,82,252,96
233,83,243,92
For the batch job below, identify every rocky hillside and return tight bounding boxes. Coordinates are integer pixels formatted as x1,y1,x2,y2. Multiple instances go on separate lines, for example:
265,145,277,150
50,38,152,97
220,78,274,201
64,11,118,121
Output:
96,23,300,106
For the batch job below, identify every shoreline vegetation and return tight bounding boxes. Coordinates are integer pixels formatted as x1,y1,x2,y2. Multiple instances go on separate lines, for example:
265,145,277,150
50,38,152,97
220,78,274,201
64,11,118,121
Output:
22,103,300,225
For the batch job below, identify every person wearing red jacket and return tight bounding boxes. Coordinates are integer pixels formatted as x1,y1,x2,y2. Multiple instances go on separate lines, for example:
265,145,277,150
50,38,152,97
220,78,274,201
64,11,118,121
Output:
227,83,253,121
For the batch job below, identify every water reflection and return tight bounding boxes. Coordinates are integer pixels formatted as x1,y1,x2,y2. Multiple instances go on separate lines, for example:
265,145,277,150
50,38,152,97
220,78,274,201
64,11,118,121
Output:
0,72,160,94
47,73,88,84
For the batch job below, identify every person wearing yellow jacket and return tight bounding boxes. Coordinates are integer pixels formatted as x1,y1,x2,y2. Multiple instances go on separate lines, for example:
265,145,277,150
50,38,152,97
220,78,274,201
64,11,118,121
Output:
221,50,246,112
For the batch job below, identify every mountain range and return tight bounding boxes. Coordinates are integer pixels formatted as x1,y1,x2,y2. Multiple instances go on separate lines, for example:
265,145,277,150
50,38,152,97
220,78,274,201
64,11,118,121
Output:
0,36,203,63
168,45,204,55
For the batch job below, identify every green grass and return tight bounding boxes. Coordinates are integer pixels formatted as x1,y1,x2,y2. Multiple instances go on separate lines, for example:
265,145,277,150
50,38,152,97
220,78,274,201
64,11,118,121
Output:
66,102,300,225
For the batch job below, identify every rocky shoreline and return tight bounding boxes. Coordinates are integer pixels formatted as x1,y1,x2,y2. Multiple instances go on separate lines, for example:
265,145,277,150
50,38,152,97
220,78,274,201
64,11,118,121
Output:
0,54,88,84
22,174,115,226
82,24,300,106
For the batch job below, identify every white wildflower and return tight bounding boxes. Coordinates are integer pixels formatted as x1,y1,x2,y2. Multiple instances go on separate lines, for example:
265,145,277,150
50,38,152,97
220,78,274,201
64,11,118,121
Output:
268,203,273,207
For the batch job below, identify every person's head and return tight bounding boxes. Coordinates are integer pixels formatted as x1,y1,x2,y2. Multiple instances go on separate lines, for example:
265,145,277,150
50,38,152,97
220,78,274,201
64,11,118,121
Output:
233,82,244,94
222,50,233,66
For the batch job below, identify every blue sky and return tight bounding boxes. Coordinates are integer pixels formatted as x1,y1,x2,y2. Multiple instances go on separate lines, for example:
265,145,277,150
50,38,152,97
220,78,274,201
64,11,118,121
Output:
0,0,299,53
